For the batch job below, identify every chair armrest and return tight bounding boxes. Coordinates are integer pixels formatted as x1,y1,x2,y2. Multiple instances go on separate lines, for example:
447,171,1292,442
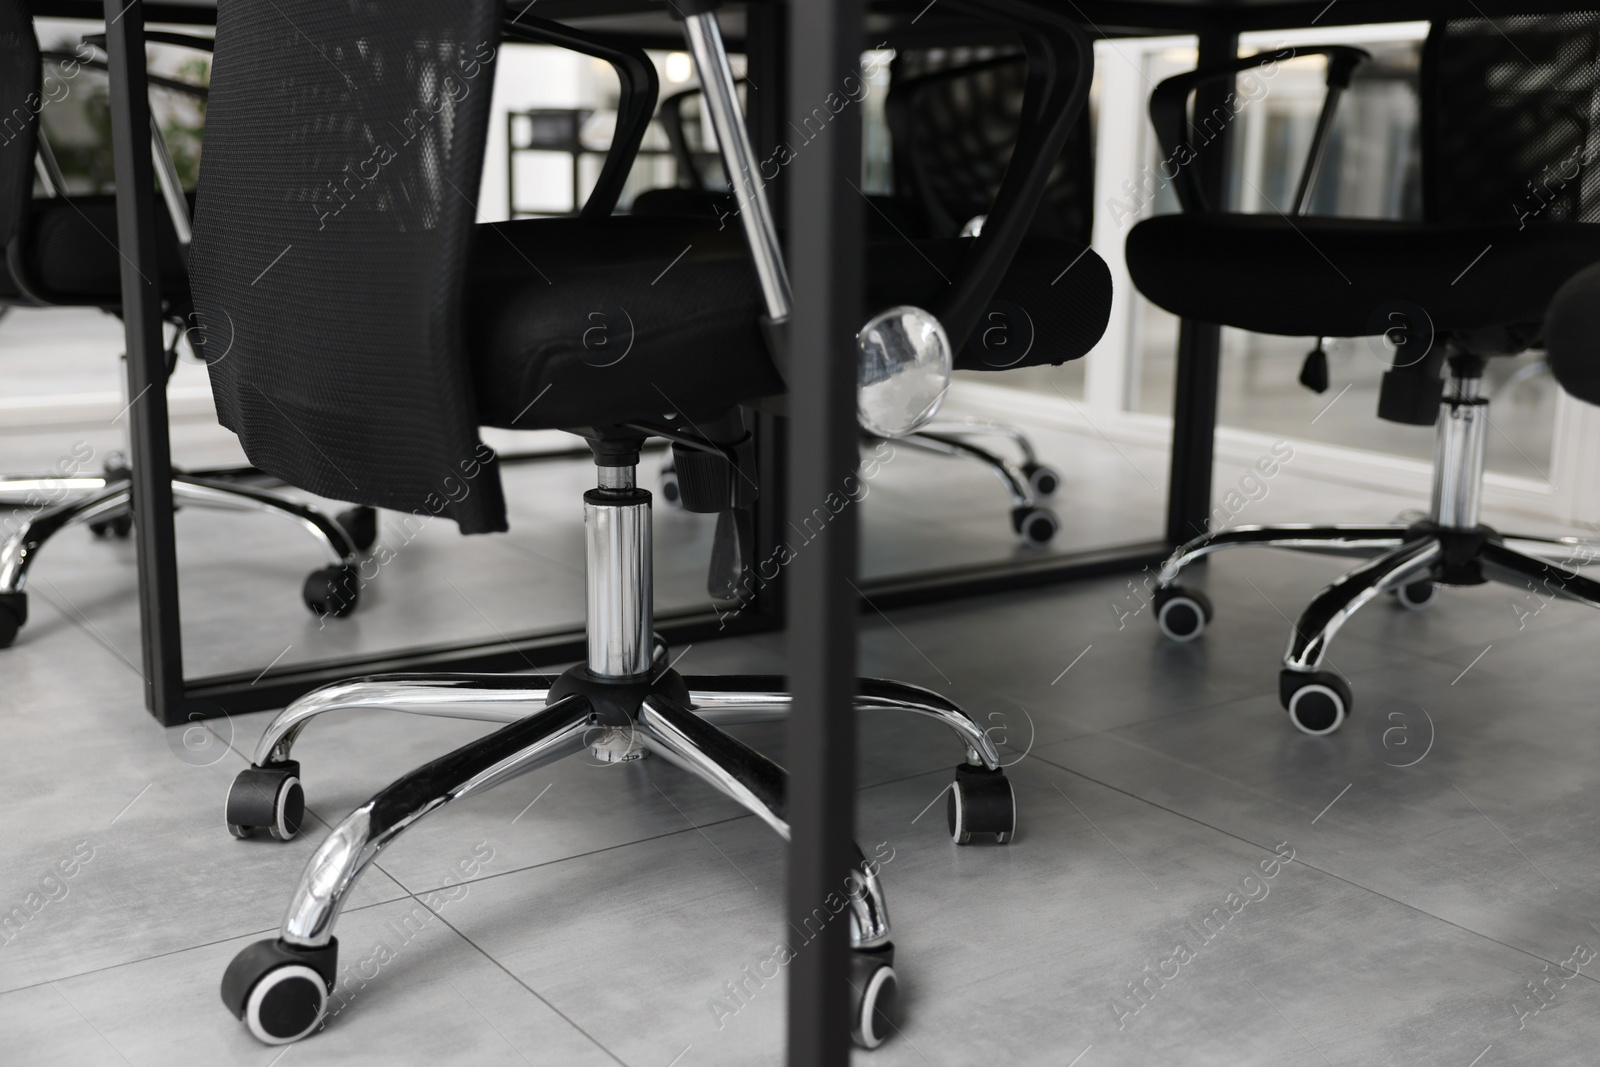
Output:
1150,45,1370,214
932,0,1095,352
80,30,214,53
43,50,208,101
658,81,748,192
502,15,659,219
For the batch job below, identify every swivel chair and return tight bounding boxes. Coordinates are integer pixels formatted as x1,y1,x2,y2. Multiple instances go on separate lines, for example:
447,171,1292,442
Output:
646,47,1095,547
1126,13,1600,734
194,0,1109,1048
0,4,373,646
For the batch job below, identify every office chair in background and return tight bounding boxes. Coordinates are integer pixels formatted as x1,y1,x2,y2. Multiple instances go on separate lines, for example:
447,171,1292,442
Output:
645,46,1095,548
193,0,1109,1047
0,2,374,646
1126,12,1600,734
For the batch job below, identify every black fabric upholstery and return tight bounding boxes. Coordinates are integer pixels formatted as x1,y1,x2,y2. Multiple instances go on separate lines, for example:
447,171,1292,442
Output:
1126,213,1600,340
466,216,1111,431
888,48,1094,243
1545,261,1600,404
190,0,508,534
0,194,190,303
1128,12,1600,358
0,0,38,253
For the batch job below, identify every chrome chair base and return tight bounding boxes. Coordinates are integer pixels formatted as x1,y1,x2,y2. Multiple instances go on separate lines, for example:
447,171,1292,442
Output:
0,471,367,646
222,445,1014,1049
1153,371,1600,736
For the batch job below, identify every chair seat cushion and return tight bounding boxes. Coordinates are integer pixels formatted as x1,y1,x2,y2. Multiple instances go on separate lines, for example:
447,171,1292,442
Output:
1,195,189,304
1126,213,1600,341
465,215,1111,430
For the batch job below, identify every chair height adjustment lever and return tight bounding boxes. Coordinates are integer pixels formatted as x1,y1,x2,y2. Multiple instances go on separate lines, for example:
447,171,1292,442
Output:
1299,338,1330,394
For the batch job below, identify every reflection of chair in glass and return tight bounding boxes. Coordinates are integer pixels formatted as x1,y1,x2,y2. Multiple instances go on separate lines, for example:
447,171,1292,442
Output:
1127,14,1600,735
644,49,1095,546
200,0,1109,1048
0,3,371,647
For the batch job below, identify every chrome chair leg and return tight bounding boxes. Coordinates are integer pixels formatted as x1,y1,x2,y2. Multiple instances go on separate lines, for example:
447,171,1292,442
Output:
0,483,132,644
894,430,1060,546
1278,538,1443,736
227,675,554,839
174,474,357,567
1480,541,1600,611
682,674,1005,768
638,694,892,950
1158,523,1413,585
0,472,114,503
1498,534,1600,568
220,696,596,1045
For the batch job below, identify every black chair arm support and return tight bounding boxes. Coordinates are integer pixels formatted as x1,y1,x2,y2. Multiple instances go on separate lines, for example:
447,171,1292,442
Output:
501,16,659,219
934,0,1094,352
1150,45,1370,214
658,81,748,192
80,30,214,53
43,52,208,101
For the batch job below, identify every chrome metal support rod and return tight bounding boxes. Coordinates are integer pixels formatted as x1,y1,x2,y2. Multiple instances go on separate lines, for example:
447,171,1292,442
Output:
681,11,791,323
150,114,192,247
280,695,595,949
585,466,653,678
1430,376,1487,530
637,695,891,949
1159,524,1413,586
1291,84,1341,215
252,675,553,767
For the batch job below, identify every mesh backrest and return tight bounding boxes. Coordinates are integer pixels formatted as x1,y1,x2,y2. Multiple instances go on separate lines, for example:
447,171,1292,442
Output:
1423,12,1600,226
888,48,1093,242
189,0,507,534
0,0,40,250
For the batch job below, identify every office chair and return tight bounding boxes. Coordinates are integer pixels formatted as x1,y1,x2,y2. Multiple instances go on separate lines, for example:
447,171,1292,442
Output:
644,47,1094,547
0,4,373,646
195,0,1108,1046
1126,13,1600,735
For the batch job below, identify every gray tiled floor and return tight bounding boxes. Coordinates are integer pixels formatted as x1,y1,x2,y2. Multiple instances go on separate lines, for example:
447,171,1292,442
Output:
4,386,1600,1063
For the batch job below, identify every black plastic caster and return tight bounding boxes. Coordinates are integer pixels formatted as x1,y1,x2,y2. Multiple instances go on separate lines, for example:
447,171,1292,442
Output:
226,761,305,841
849,944,898,1049
0,591,26,649
1023,462,1060,499
948,764,1015,844
89,513,133,539
303,565,359,618
1279,670,1351,736
1011,506,1059,548
1154,585,1212,642
1392,580,1439,612
335,506,378,552
659,467,683,509
222,938,338,1046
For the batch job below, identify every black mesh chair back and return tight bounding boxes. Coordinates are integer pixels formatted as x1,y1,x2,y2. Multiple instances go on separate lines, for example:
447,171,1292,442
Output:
0,0,40,253
888,47,1093,243
189,0,507,534
1424,12,1600,226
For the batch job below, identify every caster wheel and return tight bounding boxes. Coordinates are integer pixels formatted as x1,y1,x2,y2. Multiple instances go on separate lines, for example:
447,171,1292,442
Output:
1154,586,1212,642
89,514,133,539
659,467,683,509
0,592,25,648
221,938,338,1046
1279,670,1351,736
1011,506,1059,548
1023,462,1061,499
849,945,898,1049
948,764,1015,844
1392,580,1439,612
335,507,377,552
226,761,305,841
303,565,359,618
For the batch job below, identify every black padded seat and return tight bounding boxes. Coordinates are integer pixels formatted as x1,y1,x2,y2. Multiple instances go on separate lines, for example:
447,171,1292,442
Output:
1127,213,1600,341
466,214,1110,430
1,194,190,303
